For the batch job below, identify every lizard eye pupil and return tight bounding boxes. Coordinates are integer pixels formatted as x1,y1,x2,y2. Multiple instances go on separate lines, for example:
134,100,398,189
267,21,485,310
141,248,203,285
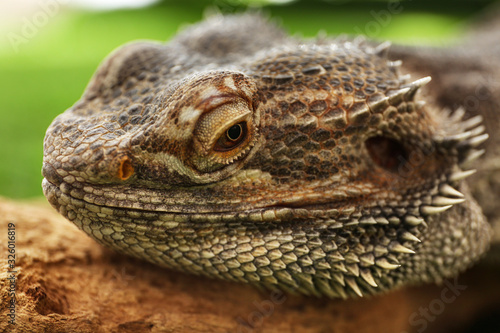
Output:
214,121,247,152
227,124,243,141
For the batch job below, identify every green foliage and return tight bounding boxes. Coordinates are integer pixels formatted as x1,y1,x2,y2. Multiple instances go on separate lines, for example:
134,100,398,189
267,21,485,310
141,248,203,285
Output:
0,0,496,198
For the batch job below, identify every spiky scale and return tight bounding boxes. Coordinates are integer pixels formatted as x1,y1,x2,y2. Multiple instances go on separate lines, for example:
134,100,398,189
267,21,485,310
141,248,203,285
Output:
416,100,426,109
449,169,477,182
328,252,345,263
374,245,389,257
442,131,472,143
389,242,416,254
275,270,297,287
421,205,453,215
432,196,466,206
387,59,402,68
439,184,464,198
345,277,363,297
375,217,390,224
461,115,484,130
387,87,411,106
372,40,391,57
469,125,486,137
344,219,359,226
360,216,377,225
332,272,345,286
450,106,466,122
367,95,390,113
375,258,400,270
388,216,401,225
400,231,421,243
404,76,431,100
344,252,360,263
346,263,360,277
333,284,348,300
315,259,332,270
315,278,340,298
466,133,489,148
360,269,378,287
462,149,486,164
404,215,425,226
359,253,375,267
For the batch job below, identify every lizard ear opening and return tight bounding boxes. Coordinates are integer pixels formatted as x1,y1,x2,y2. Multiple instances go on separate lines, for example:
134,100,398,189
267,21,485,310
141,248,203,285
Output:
365,136,408,173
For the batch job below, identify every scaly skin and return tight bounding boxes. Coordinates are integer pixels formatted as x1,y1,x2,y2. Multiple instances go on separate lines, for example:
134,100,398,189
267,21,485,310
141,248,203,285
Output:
42,14,492,298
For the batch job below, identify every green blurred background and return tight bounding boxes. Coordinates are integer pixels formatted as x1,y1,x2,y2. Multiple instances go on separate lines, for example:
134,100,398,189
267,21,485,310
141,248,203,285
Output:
0,0,498,199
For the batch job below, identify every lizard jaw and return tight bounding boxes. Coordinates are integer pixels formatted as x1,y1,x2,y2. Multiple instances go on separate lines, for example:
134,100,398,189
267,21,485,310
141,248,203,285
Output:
42,162,487,299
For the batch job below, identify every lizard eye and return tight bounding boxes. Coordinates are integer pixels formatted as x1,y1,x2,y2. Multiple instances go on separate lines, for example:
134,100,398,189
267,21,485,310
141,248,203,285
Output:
192,100,256,172
214,122,248,152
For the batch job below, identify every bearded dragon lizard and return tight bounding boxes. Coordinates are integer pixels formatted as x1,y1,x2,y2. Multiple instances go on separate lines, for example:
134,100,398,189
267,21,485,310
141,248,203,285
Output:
42,14,492,298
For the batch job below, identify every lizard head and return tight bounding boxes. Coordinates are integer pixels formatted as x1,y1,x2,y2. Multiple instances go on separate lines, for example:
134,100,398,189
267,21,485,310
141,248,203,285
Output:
42,15,491,298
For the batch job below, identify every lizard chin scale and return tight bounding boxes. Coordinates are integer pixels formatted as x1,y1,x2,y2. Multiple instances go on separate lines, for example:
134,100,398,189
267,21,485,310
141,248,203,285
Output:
40,172,489,299
41,14,492,298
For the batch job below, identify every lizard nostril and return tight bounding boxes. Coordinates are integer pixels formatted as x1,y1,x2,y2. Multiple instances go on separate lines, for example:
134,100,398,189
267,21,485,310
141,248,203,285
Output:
117,157,134,181
365,136,409,173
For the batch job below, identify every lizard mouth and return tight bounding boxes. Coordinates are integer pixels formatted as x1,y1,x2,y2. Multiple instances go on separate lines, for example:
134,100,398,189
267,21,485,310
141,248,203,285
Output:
42,160,470,231
42,154,471,220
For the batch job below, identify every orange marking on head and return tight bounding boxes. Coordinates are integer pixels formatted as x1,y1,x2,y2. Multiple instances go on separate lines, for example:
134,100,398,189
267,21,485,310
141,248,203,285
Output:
118,157,134,181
